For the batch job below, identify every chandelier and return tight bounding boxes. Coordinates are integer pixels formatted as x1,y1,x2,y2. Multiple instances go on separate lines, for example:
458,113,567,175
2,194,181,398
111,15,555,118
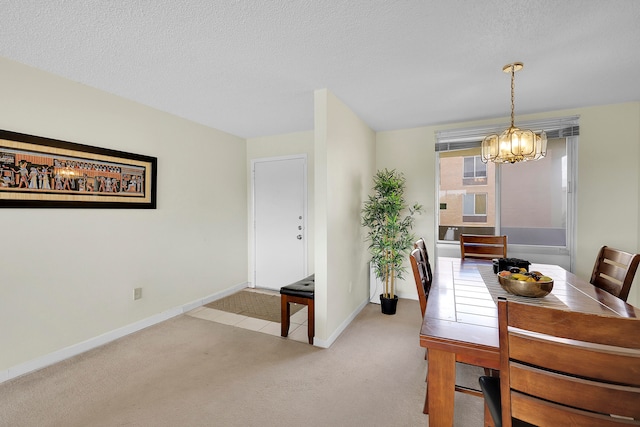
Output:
481,62,547,164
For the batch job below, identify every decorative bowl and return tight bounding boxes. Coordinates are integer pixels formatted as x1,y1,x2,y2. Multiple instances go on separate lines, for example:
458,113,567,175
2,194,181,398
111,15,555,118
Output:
498,275,554,298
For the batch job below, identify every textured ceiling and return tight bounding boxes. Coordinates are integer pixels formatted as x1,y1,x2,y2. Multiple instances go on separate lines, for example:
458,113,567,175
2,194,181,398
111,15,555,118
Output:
2,1,640,138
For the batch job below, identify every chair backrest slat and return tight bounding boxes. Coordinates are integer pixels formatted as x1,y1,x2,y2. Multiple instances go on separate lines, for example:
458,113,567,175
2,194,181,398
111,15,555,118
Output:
510,391,634,427
414,238,428,263
460,234,507,259
506,300,640,348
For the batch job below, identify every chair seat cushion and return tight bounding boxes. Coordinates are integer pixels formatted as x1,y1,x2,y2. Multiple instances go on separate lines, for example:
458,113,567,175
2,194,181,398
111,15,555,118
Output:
280,274,315,299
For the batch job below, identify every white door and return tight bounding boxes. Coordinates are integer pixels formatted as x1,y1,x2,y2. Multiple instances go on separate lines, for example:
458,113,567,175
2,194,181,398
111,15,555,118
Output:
253,156,307,290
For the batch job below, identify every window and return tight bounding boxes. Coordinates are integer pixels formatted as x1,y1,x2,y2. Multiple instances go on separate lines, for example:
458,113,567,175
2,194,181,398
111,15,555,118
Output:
463,156,487,185
435,116,578,254
463,193,487,222
438,148,497,239
500,139,568,246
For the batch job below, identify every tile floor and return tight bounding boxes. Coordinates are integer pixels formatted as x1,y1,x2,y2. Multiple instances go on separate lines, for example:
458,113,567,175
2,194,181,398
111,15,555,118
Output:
186,289,311,344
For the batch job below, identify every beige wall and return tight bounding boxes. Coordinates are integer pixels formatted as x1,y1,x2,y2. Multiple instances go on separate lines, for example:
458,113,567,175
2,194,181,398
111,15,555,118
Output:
0,57,248,375
575,102,640,306
376,127,437,299
314,89,375,344
377,102,640,307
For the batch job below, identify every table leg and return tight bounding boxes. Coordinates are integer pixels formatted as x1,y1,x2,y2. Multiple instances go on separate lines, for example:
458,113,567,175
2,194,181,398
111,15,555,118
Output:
426,348,456,427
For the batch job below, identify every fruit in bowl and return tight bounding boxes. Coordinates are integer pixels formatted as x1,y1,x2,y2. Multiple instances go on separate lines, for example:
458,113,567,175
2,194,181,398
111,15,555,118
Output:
497,270,554,298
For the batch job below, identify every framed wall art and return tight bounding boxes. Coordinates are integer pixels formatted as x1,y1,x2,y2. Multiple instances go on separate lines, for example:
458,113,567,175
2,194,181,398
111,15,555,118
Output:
0,129,157,208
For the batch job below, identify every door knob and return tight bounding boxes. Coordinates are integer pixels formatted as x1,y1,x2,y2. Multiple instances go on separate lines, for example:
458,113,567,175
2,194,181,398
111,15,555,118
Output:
297,235,302,240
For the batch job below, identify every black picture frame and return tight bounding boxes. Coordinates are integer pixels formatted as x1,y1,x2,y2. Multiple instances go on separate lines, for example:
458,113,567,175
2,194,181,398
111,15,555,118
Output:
0,129,157,209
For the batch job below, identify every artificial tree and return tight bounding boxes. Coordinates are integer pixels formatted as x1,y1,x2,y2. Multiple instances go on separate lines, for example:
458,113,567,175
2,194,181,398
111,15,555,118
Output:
362,169,422,313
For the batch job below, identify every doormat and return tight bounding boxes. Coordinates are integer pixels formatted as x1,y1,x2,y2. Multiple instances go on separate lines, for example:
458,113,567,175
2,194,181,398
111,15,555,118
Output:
205,290,305,323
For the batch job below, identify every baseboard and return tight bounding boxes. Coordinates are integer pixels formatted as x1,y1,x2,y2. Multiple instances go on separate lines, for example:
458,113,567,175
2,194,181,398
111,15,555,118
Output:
181,281,249,312
315,293,417,348
0,282,249,385
396,291,418,301
313,297,370,348
370,291,418,304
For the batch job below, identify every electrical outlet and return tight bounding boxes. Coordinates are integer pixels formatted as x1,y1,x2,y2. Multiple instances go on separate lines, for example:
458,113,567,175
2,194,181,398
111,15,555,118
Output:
133,287,142,300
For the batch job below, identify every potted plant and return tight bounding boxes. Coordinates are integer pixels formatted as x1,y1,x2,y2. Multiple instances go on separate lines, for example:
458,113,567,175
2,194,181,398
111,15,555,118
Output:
362,169,422,314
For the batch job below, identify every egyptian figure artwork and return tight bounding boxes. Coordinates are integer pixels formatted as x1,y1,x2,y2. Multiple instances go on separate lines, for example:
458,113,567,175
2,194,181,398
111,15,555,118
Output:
0,129,157,209
1,152,146,197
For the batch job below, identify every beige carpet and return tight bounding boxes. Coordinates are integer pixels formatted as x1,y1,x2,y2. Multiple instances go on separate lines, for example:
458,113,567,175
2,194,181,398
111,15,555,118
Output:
205,289,304,322
0,299,484,426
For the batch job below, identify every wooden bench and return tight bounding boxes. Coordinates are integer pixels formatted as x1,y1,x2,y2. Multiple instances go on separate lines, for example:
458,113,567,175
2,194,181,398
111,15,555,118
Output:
280,274,315,344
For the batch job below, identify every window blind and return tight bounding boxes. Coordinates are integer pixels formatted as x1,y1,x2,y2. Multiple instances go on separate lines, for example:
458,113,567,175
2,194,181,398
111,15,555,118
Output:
435,115,579,152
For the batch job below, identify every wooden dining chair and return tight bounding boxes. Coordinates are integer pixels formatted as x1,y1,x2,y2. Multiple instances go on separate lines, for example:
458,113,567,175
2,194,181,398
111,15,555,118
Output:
411,246,491,416
460,234,507,259
410,247,432,318
410,247,434,414
479,297,640,427
590,245,640,301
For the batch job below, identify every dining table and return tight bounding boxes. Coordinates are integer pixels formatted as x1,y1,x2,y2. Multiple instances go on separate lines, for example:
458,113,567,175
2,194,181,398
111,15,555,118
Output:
419,256,639,427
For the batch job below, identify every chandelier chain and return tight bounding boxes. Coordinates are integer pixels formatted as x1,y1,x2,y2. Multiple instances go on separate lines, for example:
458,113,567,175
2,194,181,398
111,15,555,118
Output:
510,65,515,127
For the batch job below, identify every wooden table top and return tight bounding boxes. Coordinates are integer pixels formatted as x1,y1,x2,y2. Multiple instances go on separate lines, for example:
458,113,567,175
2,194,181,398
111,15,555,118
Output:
420,257,638,366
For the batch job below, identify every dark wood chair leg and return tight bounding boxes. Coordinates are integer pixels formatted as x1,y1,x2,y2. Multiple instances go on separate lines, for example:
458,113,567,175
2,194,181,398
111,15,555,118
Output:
423,347,429,414
483,401,493,427
423,384,429,414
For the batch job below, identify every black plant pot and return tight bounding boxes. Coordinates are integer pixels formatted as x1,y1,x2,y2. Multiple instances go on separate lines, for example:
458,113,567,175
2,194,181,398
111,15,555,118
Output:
380,294,399,315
